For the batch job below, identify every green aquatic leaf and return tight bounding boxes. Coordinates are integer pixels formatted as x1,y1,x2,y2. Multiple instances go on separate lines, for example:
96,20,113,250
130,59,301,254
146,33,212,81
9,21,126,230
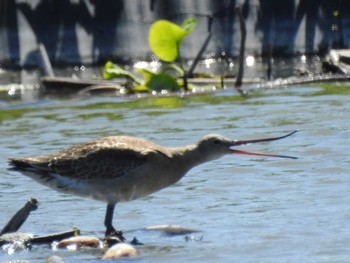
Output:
103,61,142,84
135,68,181,92
149,20,190,62
135,68,155,83
145,72,181,92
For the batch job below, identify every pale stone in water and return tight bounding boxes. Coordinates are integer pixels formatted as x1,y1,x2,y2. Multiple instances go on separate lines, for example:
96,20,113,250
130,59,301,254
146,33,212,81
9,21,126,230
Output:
45,255,66,263
102,243,138,259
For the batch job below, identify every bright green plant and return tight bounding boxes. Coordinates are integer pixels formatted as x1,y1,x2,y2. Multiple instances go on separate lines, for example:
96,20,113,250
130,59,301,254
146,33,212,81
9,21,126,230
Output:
103,62,181,93
103,18,197,93
149,18,196,63
103,61,142,84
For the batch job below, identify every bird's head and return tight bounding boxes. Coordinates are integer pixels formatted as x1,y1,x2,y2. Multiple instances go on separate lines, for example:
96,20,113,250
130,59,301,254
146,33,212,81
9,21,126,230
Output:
197,131,298,161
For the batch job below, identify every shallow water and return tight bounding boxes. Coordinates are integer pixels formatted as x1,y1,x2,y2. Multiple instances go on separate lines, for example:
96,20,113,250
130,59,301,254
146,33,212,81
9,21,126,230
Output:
0,83,350,262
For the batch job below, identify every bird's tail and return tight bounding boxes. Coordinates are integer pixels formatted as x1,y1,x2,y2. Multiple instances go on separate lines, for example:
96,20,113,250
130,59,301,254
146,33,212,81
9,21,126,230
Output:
8,158,32,171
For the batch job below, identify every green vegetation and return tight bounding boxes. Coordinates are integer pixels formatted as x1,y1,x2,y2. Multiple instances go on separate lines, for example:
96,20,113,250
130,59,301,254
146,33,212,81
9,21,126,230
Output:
77,112,124,120
75,96,189,109
0,108,35,123
149,18,196,63
306,82,350,96
2,82,349,125
271,118,304,126
103,61,142,84
103,18,197,93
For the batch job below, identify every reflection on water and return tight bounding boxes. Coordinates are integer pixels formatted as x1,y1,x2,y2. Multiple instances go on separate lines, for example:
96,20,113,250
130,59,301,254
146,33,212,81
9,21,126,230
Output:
0,56,322,103
0,83,350,262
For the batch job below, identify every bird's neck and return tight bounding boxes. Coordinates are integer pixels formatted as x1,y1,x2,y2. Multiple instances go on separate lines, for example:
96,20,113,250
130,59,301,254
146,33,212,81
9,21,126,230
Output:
170,144,208,171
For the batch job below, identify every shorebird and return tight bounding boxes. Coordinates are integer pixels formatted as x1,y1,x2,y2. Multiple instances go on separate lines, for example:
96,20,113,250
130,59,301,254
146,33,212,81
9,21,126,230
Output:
9,130,297,239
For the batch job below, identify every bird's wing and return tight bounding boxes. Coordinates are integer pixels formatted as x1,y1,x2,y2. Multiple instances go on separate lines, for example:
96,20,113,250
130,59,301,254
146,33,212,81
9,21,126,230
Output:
9,148,157,180
51,148,152,179
9,136,169,180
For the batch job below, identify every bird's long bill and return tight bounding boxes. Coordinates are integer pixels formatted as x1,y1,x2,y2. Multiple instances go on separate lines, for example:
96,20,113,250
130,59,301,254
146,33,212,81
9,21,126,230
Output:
230,149,297,159
230,130,298,159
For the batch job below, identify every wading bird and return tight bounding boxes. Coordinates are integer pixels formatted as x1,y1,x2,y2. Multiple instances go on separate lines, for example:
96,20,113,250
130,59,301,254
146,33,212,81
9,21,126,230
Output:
9,131,297,240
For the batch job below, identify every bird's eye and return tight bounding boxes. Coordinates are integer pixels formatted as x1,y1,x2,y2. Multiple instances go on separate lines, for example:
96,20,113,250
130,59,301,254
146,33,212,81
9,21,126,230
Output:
213,139,221,144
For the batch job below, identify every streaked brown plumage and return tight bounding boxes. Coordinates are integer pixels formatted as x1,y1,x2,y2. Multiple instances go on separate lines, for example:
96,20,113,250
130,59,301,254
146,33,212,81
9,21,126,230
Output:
9,131,297,238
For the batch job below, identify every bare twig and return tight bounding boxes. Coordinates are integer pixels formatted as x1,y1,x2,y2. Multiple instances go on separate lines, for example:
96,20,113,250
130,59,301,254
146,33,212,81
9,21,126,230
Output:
187,16,213,78
0,198,38,236
267,44,273,80
184,16,213,91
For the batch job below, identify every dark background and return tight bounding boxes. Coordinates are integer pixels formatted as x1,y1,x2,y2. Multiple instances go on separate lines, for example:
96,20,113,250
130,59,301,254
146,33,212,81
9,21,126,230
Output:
0,0,349,68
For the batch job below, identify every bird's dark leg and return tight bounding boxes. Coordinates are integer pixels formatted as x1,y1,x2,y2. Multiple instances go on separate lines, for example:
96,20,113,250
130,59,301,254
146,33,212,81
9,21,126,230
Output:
104,203,116,235
104,203,125,241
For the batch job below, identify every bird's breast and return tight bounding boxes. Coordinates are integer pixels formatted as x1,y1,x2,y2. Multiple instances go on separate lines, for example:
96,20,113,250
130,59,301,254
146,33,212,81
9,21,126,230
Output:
105,156,187,203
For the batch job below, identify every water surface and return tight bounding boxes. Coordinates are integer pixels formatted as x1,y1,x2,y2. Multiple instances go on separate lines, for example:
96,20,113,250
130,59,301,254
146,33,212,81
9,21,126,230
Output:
0,84,349,262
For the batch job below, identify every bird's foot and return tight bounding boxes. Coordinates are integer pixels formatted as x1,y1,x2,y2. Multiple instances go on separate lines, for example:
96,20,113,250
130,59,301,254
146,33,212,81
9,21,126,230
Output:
105,227,126,243
130,237,144,246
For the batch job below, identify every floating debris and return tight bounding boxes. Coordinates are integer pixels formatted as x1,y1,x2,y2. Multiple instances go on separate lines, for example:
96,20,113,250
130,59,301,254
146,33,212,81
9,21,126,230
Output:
145,224,200,236
57,236,101,249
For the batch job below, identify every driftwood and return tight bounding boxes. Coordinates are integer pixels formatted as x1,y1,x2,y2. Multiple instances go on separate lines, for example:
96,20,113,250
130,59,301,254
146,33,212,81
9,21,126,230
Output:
0,198,38,236
145,224,200,236
251,74,350,91
30,229,79,244
0,199,201,261
0,198,78,248
0,230,78,248
0,200,204,262
41,76,125,92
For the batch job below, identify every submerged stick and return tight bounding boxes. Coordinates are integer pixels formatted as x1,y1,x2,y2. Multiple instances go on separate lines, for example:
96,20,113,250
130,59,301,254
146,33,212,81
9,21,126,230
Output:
0,198,38,236
30,229,80,244
183,16,213,91
187,16,213,78
38,42,55,77
235,6,246,93
267,44,273,80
